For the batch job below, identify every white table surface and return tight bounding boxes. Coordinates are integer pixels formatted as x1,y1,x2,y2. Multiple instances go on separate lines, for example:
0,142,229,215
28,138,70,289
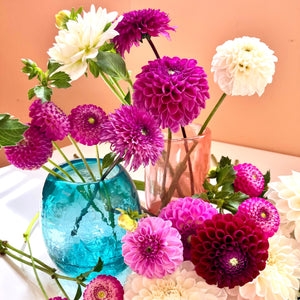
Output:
1,141,300,299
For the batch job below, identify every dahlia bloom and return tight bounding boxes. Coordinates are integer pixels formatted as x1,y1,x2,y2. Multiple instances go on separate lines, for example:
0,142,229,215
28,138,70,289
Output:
122,217,183,278
133,56,209,133
29,99,70,141
100,105,164,171
4,124,53,170
266,171,300,242
112,8,176,57
211,36,277,96
48,5,122,81
83,275,124,300
68,104,108,146
191,213,269,289
159,197,218,260
124,261,227,300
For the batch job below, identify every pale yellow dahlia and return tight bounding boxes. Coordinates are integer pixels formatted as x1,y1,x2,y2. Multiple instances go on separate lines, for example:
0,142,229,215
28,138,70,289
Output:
48,5,122,81
211,36,277,96
124,261,227,300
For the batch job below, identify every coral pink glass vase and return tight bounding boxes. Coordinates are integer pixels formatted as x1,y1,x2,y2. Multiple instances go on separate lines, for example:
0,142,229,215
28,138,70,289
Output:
145,123,211,216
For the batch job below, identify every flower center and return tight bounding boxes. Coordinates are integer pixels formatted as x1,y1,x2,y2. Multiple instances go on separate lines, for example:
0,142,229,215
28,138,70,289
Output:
229,257,239,266
88,117,95,124
168,70,175,75
261,212,267,218
146,246,152,253
141,127,148,136
97,290,106,299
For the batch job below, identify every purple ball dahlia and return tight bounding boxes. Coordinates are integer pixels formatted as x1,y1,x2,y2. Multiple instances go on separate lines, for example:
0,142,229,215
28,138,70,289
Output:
133,56,210,132
100,105,164,171
83,275,124,300
29,99,70,141
4,124,53,170
68,104,108,146
191,213,269,289
122,216,183,278
112,8,176,57
159,197,218,260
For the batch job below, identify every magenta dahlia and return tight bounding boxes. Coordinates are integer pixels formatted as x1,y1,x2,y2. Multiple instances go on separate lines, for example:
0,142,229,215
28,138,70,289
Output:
83,275,124,300
112,9,175,57
159,197,218,260
236,197,280,238
68,104,108,146
133,56,210,132
29,99,70,141
4,124,53,170
122,217,183,278
100,105,164,171
191,213,269,289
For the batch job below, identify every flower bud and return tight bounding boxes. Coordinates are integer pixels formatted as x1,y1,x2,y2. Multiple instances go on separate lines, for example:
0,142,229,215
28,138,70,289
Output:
55,10,71,30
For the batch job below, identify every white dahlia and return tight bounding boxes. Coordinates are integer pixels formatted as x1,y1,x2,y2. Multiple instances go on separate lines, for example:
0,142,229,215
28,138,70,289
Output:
124,261,227,300
211,36,277,96
48,5,122,81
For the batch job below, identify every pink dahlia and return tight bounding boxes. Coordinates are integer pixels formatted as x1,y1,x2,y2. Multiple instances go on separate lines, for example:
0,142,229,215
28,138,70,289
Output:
29,99,70,141
233,163,265,197
191,213,269,289
100,105,164,171
83,275,124,300
122,217,183,278
112,9,175,57
159,197,218,260
133,56,210,132
236,197,280,238
4,124,53,170
68,104,108,146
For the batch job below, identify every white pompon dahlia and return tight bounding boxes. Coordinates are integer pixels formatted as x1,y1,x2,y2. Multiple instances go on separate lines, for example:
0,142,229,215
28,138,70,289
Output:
124,261,227,300
48,5,122,81
266,171,300,242
211,36,277,96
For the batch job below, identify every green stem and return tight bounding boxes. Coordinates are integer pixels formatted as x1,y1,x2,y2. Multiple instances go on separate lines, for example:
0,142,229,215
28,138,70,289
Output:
47,158,75,182
23,211,39,238
199,93,227,135
110,76,125,97
54,278,70,300
146,36,161,59
95,145,102,178
100,156,123,181
42,165,68,182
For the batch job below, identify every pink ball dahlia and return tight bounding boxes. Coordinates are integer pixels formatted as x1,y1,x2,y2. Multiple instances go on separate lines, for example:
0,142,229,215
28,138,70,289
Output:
133,56,210,133
233,163,265,197
237,197,280,238
83,275,124,300
68,104,108,146
29,99,70,141
4,124,53,170
112,9,176,57
191,213,269,289
159,197,218,260
122,217,183,278
100,105,164,171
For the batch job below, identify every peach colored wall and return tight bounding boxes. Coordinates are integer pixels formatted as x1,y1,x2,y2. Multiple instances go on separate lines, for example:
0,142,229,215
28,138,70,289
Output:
1,0,300,167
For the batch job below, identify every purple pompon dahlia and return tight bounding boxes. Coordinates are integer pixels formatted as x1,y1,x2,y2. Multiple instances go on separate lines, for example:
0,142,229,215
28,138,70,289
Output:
133,56,210,133
68,104,108,146
83,275,124,300
159,197,218,260
122,217,183,278
4,124,53,170
112,9,176,57
191,213,269,289
29,99,70,141
100,105,164,171
236,197,280,238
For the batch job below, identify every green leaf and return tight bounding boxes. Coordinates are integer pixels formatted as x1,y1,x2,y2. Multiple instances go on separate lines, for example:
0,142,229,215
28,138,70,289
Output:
21,59,39,80
73,284,82,300
49,71,71,88
216,164,236,186
260,170,271,197
133,180,145,191
88,60,100,78
33,85,53,102
47,60,61,75
219,156,232,168
102,152,116,170
78,257,103,280
124,90,131,105
28,88,35,100
99,42,116,52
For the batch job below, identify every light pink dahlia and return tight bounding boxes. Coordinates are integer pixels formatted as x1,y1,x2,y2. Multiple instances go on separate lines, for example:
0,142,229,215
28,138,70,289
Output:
133,56,210,132
159,197,218,260
122,217,183,278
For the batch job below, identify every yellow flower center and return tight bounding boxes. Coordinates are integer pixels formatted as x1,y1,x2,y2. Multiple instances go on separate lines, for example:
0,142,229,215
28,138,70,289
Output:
229,257,239,266
97,291,106,299
88,117,95,124
261,212,267,218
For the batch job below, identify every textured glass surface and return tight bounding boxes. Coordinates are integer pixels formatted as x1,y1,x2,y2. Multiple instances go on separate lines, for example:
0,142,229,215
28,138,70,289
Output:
41,159,140,279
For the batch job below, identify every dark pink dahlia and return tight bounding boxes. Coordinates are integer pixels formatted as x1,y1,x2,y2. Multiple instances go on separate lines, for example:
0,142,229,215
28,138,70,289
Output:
190,213,269,289
233,163,265,197
159,197,218,260
133,56,210,133
4,124,53,170
83,275,124,300
29,99,70,141
68,104,108,146
112,9,175,57
100,105,164,171
237,197,280,238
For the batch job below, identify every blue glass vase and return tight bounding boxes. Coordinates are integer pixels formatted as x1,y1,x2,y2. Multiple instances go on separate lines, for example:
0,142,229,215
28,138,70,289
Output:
41,158,140,279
